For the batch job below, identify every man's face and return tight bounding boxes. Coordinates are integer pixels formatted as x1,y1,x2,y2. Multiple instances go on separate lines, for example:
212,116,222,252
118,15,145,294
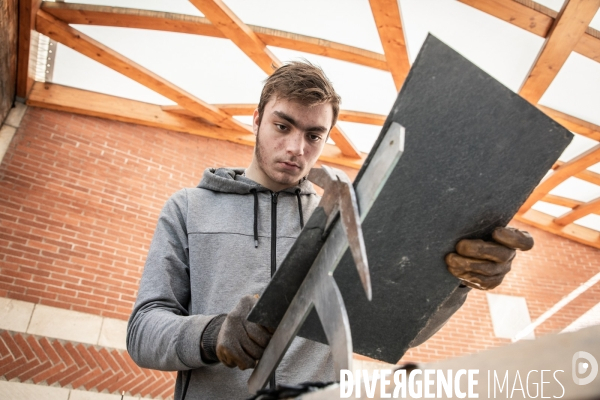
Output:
252,97,332,190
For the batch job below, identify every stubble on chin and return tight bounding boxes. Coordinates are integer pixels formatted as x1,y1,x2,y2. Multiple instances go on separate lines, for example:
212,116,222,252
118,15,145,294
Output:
255,126,300,186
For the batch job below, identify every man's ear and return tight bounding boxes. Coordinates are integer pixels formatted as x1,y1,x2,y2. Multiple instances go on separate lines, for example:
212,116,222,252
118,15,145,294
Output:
252,109,260,135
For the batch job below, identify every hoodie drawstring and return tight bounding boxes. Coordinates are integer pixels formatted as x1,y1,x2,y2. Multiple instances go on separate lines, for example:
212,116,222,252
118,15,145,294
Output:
295,189,304,230
251,189,305,248
250,189,259,248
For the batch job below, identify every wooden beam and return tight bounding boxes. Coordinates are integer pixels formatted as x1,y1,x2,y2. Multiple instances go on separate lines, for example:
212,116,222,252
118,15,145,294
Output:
555,196,600,226
253,28,388,71
458,0,555,37
516,209,600,249
542,194,583,209
40,2,388,71
519,0,600,104
537,105,600,141
40,1,373,158
188,0,281,75
35,9,249,133
552,160,600,186
369,0,411,91
163,104,388,125
458,0,600,65
16,0,42,99
26,82,365,170
1,0,18,122
41,1,223,37
190,1,361,158
575,32,600,63
519,144,600,213
338,110,386,125
577,169,600,186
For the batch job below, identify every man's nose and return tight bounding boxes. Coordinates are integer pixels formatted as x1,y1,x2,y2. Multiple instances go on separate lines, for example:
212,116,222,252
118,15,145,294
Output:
285,132,304,156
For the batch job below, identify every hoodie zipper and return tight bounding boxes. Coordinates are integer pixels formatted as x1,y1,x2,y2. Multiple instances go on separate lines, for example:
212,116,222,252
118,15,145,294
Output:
270,191,279,277
270,191,278,389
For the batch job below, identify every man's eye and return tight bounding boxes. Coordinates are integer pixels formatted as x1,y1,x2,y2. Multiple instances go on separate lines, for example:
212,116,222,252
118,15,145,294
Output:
308,134,322,142
275,123,287,131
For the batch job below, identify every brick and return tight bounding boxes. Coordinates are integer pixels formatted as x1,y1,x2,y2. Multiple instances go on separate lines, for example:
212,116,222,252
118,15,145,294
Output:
4,358,41,381
98,347,120,372
19,360,52,382
52,340,75,367
58,365,91,387
75,343,98,370
82,368,113,391
1,331,24,359
31,362,65,384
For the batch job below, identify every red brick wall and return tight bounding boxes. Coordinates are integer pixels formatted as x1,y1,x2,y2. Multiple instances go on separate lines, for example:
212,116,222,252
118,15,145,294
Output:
1,107,599,363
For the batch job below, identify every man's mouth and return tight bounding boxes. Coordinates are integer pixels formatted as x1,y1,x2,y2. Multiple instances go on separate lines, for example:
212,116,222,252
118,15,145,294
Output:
278,161,301,170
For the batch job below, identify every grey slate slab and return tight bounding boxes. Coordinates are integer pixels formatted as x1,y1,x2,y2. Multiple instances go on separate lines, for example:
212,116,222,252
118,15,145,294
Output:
249,34,573,363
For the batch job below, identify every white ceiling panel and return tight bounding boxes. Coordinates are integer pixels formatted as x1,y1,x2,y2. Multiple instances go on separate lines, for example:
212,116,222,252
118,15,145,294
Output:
539,52,600,127
549,177,600,203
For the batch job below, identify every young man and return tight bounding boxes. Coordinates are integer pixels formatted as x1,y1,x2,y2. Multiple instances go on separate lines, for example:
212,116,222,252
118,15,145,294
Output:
127,61,533,400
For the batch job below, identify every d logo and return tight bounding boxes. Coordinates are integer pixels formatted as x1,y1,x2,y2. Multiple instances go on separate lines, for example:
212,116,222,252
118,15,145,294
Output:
572,351,598,386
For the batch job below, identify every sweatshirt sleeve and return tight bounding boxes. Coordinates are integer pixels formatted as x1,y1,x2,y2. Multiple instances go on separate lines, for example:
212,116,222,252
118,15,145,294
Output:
408,285,471,348
127,189,218,371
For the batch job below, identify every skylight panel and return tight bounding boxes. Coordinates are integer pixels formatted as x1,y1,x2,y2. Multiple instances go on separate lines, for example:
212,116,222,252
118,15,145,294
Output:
591,8,600,30
268,47,396,116
531,0,566,12
558,133,599,163
531,201,572,218
223,0,383,53
539,52,600,127
63,0,203,16
588,162,600,175
68,25,268,104
573,213,600,232
401,0,544,92
53,43,173,105
336,122,382,154
549,177,600,203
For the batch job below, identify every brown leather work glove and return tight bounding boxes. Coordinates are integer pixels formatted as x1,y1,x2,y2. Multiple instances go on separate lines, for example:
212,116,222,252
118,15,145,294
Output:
445,226,534,290
202,295,273,370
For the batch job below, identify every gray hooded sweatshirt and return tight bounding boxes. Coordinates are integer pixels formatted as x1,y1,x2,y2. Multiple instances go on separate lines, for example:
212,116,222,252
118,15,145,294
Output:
127,167,469,400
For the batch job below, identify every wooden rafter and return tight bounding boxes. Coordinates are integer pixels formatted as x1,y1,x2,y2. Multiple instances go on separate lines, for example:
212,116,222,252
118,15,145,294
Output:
162,104,388,126
519,144,600,213
188,0,361,158
542,194,583,209
516,209,600,248
369,0,411,91
575,31,600,63
538,105,600,142
26,82,365,170
577,169,600,186
35,9,250,133
519,0,600,104
458,0,600,67
555,196,600,226
458,0,555,37
188,0,281,75
40,2,388,71
553,161,600,186
16,0,42,99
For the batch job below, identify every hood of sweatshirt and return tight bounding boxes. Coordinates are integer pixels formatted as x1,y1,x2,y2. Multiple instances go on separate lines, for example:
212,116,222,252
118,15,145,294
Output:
197,167,317,195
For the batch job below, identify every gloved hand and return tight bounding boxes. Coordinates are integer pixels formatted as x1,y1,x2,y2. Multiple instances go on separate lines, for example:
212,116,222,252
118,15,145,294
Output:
445,226,534,290
201,295,273,370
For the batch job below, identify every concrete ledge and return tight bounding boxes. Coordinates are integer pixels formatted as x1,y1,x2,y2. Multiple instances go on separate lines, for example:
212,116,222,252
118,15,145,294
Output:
0,297,127,350
0,381,141,400
0,102,26,165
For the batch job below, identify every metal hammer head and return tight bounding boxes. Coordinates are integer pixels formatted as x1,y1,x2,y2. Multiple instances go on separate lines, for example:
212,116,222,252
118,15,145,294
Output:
308,165,372,300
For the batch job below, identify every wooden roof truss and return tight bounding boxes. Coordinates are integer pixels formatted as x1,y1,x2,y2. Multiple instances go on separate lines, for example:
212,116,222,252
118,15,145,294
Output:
15,0,600,248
